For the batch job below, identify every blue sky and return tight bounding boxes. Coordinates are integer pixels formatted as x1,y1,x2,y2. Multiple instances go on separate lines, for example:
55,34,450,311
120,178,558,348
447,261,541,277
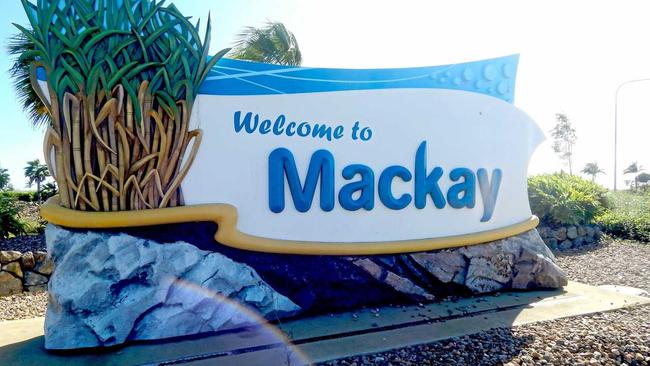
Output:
2,1,650,189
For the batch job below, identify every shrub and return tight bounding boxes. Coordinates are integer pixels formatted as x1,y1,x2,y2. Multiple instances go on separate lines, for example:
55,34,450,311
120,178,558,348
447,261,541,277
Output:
0,196,26,239
40,182,57,201
595,191,650,242
0,190,36,202
528,173,609,225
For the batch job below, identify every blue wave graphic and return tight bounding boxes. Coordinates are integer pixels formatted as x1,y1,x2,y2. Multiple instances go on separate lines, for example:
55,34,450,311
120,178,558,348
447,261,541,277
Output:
200,55,519,103
36,55,519,103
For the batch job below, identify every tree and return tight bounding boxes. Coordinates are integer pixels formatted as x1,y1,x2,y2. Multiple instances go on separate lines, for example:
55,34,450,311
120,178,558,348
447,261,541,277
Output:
24,159,49,201
0,168,10,191
623,161,644,190
581,162,605,182
637,172,650,186
7,30,50,127
231,21,302,66
550,113,577,174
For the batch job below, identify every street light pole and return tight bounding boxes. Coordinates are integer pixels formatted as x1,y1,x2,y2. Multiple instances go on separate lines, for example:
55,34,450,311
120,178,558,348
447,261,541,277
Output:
614,78,650,191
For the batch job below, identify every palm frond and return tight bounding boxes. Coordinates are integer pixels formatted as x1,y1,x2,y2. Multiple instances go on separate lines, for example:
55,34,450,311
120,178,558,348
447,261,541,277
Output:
230,21,302,66
7,31,51,128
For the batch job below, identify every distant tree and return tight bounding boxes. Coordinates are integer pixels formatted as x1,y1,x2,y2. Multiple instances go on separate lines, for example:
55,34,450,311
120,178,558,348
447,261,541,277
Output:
637,172,650,186
231,21,302,66
24,159,49,201
623,161,644,190
0,168,10,191
581,162,605,182
551,113,577,175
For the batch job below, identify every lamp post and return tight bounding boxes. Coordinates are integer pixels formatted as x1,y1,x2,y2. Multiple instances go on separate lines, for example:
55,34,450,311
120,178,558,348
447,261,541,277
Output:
614,78,650,190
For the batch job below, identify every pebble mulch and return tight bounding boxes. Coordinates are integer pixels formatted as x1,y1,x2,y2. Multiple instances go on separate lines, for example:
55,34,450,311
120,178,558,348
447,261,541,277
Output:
554,240,650,294
0,201,46,253
15,201,42,225
321,305,650,366
0,291,48,321
0,234,46,253
321,240,650,366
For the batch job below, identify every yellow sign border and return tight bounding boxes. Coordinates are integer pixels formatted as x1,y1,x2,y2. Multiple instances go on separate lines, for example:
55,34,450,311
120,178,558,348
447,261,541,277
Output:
41,196,539,255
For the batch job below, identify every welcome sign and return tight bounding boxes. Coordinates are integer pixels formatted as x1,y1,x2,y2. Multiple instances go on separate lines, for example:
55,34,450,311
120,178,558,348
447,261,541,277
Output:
40,55,543,254
184,55,542,249
24,2,567,353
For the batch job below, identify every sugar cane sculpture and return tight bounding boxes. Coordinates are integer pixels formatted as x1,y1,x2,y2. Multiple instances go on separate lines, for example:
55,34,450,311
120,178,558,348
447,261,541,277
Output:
15,0,228,211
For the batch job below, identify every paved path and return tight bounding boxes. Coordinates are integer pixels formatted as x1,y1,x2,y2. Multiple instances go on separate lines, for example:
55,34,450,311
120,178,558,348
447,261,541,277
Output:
0,282,647,366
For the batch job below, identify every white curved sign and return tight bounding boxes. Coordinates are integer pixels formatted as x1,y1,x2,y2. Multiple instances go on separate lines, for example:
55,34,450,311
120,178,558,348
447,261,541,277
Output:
181,55,543,245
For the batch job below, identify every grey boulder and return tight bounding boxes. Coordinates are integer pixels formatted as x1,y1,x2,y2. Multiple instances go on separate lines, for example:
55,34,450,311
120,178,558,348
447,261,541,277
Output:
392,229,567,294
0,271,22,296
44,225,300,350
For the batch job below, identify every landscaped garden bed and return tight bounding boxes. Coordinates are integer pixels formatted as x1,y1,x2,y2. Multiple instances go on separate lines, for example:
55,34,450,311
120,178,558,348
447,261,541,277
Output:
0,193,50,297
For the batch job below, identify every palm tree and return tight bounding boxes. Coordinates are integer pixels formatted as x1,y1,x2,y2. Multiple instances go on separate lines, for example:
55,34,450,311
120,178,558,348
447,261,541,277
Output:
24,159,49,201
623,161,644,190
0,168,10,191
7,30,50,127
581,162,605,182
231,21,302,66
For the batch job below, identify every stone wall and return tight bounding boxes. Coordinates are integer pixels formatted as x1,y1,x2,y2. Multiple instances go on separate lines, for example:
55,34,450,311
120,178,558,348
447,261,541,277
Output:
537,224,602,250
0,250,54,296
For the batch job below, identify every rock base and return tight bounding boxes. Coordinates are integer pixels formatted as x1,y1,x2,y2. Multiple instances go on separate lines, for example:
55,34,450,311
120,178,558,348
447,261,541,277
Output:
44,223,567,349
44,225,299,350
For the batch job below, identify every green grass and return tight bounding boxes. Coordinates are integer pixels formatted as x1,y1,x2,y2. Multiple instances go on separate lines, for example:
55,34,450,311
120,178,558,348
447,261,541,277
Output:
595,190,650,242
606,191,650,215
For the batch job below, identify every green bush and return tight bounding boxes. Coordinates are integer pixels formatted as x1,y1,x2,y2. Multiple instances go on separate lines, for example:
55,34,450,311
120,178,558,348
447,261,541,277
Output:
528,173,609,225
40,183,57,201
0,196,26,239
0,190,36,202
595,191,650,242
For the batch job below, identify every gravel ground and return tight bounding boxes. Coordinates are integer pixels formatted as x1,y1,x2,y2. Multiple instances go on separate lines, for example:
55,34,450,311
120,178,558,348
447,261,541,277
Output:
321,305,650,366
321,240,650,366
0,292,48,321
554,240,650,294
